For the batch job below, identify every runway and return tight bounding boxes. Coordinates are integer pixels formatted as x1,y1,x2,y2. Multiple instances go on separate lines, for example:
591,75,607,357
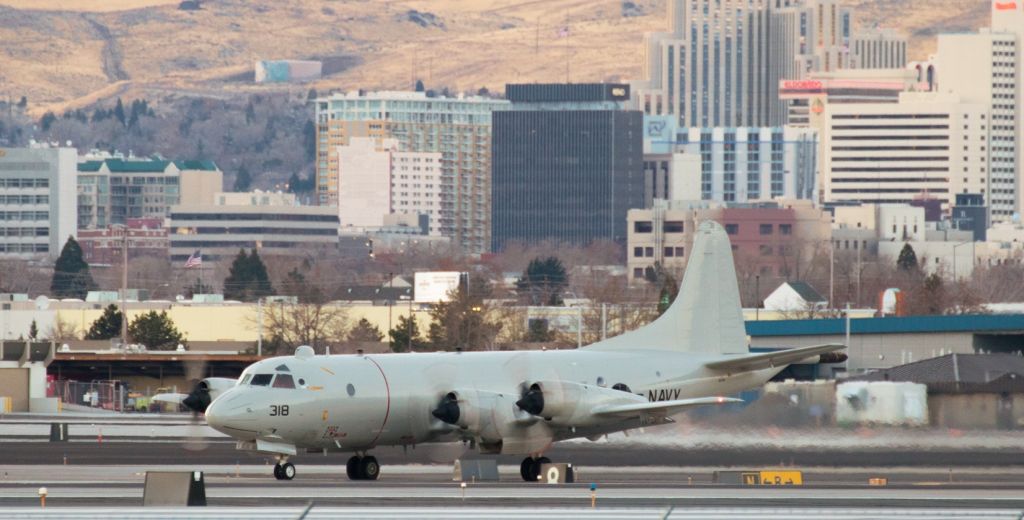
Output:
5,414,1024,517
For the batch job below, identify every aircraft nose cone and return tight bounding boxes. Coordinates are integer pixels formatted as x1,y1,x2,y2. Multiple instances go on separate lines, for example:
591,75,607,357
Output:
205,390,255,437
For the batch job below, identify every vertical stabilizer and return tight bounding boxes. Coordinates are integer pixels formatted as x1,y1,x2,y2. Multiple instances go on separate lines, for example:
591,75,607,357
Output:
587,220,747,354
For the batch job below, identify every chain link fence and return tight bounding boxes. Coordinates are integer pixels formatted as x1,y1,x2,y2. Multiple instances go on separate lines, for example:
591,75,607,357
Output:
53,380,128,412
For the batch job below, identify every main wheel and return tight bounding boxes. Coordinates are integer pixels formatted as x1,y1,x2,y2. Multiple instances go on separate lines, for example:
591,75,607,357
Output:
273,464,284,480
360,456,380,480
346,456,361,480
519,457,535,482
280,462,296,480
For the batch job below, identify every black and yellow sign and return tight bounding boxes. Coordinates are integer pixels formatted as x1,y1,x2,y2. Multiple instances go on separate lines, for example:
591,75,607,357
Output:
741,470,803,486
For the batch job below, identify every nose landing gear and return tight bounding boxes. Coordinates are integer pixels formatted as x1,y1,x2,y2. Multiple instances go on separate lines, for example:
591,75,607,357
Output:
519,456,551,482
346,454,380,480
273,459,296,480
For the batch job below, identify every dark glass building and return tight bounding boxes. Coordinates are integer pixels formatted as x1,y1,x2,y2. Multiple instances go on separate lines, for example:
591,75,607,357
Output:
491,84,644,251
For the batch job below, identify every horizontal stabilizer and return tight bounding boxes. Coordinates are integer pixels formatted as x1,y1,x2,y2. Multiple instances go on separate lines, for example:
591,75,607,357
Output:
704,344,846,373
592,396,742,418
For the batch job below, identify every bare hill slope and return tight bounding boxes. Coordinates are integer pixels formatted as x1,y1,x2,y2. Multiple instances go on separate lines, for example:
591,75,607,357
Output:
0,0,991,114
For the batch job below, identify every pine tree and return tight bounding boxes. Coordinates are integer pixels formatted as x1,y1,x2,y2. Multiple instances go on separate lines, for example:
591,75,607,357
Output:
85,304,122,340
51,237,97,298
414,79,425,92
233,166,252,192
389,315,425,353
128,311,185,350
516,257,568,305
897,243,919,272
114,97,126,126
223,249,274,301
347,318,384,342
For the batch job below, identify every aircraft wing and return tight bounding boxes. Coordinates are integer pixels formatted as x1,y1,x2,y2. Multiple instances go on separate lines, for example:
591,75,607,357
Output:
591,396,742,417
704,343,846,372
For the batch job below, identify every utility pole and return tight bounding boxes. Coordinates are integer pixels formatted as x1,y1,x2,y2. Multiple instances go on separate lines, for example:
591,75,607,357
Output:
120,225,128,347
256,297,263,357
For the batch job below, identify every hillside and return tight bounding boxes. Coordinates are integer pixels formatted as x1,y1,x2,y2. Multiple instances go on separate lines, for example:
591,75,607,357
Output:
0,0,993,116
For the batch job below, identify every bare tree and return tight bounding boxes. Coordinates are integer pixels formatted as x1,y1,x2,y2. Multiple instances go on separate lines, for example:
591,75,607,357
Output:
261,301,350,355
46,314,81,342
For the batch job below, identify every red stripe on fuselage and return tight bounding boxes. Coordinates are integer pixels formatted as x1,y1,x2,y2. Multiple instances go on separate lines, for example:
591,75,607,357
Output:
365,356,391,447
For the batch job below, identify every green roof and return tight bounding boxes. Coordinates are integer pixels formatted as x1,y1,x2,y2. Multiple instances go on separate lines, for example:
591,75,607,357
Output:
173,160,220,171
77,160,103,172
105,159,172,173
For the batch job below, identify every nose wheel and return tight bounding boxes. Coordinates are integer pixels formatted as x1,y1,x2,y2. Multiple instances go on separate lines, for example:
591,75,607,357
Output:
520,456,550,482
346,455,380,480
273,461,296,480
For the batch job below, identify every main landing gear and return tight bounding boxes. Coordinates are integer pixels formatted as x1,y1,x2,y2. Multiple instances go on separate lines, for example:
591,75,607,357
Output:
346,454,380,480
273,456,296,480
519,456,551,482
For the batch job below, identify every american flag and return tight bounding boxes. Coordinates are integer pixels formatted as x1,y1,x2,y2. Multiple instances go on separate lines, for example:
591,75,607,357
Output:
184,250,202,268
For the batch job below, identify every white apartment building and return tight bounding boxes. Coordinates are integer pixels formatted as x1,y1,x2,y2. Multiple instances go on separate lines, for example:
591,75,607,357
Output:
935,21,1022,219
820,92,988,211
390,150,442,236
335,137,442,235
0,147,77,258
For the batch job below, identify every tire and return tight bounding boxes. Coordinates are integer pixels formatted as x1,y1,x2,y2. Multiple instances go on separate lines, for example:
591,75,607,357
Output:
273,464,284,480
520,457,535,482
346,456,361,480
281,462,296,480
360,456,380,480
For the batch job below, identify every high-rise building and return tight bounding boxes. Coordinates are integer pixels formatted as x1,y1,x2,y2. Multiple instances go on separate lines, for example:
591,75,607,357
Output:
314,91,509,253
851,28,908,70
334,137,442,235
491,84,644,251
0,146,77,258
819,92,988,211
934,4,1022,220
633,0,867,127
76,157,222,229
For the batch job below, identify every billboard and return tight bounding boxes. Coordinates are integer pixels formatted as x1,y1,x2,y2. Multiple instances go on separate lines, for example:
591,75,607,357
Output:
414,271,464,303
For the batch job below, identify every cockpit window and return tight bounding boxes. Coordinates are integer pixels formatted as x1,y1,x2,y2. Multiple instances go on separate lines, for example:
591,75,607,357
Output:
240,374,252,385
272,373,296,389
250,374,273,386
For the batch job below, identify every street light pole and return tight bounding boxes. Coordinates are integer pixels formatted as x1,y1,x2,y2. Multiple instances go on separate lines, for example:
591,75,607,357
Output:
120,225,128,348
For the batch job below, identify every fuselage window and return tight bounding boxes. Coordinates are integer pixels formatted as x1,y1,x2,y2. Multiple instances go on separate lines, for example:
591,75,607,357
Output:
250,374,273,386
273,373,296,389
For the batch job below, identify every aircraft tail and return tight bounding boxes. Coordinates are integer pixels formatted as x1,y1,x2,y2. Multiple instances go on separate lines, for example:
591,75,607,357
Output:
587,220,747,354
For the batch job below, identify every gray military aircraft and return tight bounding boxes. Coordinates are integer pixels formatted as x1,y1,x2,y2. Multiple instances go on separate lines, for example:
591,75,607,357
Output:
189,221,845,481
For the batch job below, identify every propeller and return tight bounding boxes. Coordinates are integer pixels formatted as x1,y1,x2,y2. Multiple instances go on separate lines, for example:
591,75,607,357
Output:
515,383,544,416
431,392,461,425
182,359,211,452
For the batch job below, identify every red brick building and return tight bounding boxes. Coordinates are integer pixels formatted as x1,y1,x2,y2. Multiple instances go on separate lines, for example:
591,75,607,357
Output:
78,218,169,265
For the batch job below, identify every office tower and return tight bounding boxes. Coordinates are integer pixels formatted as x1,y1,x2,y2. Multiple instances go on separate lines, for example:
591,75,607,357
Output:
820,92,987,212
491,84,644,251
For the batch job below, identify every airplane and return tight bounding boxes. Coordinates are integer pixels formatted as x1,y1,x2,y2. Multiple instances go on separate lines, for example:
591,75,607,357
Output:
185,221,846,482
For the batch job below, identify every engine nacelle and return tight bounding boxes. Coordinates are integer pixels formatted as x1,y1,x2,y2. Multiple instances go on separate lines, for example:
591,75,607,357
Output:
183,377,238,413
517,380,646,427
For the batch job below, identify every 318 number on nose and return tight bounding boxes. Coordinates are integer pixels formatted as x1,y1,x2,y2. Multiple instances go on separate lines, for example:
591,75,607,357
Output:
270,405,289,416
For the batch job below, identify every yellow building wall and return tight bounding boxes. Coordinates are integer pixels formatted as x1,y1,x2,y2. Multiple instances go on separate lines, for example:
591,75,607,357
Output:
57,304,424,343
